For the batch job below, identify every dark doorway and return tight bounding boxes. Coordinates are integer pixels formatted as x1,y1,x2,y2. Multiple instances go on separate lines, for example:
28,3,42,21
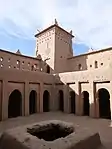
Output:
43,90,50,112
29,90,37,114
47,65,50,74
82,91,89,116
8,90,22,118
70,91,75,113
59,90,64,112
98,88,111,119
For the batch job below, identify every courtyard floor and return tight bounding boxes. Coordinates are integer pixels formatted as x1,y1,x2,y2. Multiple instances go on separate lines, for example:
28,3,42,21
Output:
0,112,112,149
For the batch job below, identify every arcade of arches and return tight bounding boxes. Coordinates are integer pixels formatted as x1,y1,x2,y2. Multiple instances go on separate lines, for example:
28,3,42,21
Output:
7,87,111,120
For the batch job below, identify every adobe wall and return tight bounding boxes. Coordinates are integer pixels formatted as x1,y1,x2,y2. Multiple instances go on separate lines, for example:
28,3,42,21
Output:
67,48,112,72
57,65,112,119
0,66,55,120
0,49,41,71
54,26,73,73
35,27,55,72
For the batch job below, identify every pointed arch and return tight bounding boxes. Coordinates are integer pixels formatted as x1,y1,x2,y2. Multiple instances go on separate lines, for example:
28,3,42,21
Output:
29,90,37,114
59,90,64,111
43,90,50,112
82,91,90,116
8,89,22,118
97,88,111,119
70,91,75,113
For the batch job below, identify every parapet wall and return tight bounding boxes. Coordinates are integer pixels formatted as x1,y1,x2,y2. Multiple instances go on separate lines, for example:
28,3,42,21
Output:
67,47,112,72
0,49,41,72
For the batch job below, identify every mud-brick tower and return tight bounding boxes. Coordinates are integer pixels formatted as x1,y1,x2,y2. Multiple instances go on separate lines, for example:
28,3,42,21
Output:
35,19,74,74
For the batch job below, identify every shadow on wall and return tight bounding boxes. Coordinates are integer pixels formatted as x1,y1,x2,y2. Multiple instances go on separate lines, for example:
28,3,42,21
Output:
38,59,111,120
52,73,111,120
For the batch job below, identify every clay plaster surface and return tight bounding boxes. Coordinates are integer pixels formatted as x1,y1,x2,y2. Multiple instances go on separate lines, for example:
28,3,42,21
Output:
0,112,111,149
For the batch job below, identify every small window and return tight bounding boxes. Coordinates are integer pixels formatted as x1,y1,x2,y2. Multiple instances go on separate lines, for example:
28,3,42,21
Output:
8,58,10,62
1,64,3,68
31,65,34,71
90,65,92,67
17,60,20,69
46,65,50,73
95,61,98,68
34,64,37,69
101,63,103,66
17,60,19,64
78,64,82,70
28,62,30,66
0,57,3,61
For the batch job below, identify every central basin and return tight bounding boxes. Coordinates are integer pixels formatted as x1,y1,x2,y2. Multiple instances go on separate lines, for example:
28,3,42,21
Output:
27,121,74,141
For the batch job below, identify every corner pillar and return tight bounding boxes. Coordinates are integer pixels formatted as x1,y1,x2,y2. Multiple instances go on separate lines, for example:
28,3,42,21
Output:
2,80,8,120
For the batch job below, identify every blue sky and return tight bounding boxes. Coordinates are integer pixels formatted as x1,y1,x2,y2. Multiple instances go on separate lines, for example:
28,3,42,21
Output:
0,33,89,56
0,0,112,56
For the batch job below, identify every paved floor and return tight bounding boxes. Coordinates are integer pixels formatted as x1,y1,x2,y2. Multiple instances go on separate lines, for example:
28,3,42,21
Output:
0,112,112,149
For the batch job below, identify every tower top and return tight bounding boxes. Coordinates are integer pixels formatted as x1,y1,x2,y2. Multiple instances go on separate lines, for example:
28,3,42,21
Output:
35,20,74,38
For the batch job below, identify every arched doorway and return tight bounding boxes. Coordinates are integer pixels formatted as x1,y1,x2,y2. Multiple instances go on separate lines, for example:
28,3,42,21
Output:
43,90,50,112
29,90,37,114
82,91,89,116
97,88,111,119
59,90,64,112
70,91,75,113
8,89,22,118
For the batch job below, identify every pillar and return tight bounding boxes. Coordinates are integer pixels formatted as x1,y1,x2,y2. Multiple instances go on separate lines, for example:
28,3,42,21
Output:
2,80,8,120
39,82,43,112
50,83,56,111
109,81,112,122
24,81,29,116
37,85,40,113
64,84,69,113
75,82,80,115
77,82,82,115
89,81,96,117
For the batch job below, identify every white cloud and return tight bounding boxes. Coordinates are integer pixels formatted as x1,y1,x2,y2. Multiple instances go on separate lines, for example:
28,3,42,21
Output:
0,0,112,50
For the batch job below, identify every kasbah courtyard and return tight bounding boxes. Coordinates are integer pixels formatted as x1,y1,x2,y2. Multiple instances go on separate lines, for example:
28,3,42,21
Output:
0,20,112,149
